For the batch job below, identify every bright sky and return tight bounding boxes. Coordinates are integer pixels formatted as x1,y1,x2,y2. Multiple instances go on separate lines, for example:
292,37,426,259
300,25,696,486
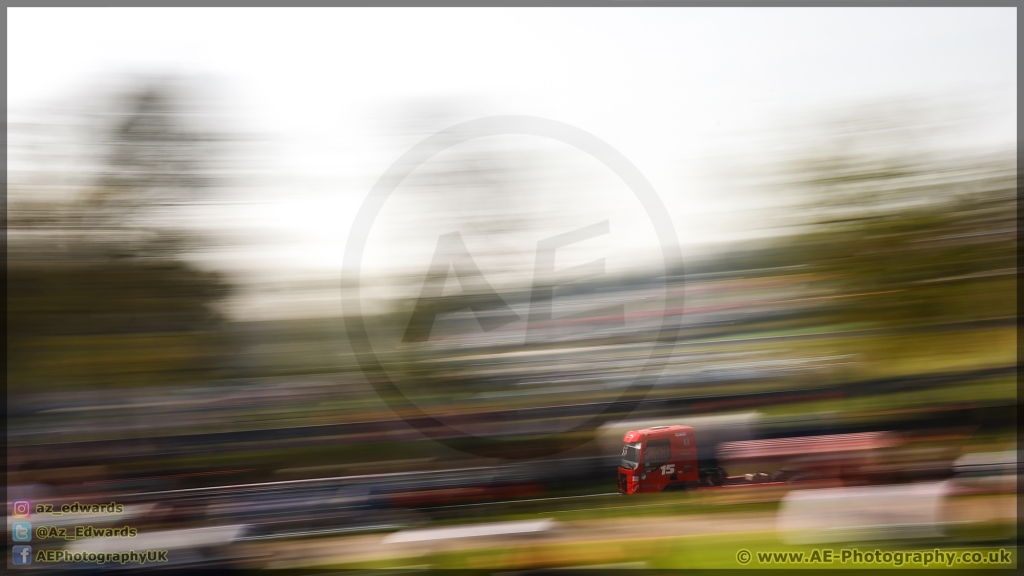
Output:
8,8,1016,318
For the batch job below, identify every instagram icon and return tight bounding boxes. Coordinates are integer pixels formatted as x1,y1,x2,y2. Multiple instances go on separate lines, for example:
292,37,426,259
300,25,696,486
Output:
12,500,31,518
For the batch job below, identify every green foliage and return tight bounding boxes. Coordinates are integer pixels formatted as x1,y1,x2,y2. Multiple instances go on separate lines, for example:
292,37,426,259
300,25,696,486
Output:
7,77,234,391
7,258,230,390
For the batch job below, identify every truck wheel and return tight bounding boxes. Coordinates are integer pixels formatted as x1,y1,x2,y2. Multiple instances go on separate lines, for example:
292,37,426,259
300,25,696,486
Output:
699,469,721,487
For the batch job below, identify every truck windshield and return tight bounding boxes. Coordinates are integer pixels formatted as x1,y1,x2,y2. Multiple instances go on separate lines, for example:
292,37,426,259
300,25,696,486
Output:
620,442,641,469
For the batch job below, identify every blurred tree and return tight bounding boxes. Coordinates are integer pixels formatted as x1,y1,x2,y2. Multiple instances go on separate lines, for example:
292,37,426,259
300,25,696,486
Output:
7,77,234,392
89,82,220,231
761,104,1015,331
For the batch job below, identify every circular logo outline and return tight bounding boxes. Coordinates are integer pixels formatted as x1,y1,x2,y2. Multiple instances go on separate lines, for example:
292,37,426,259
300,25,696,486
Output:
343,115,683,459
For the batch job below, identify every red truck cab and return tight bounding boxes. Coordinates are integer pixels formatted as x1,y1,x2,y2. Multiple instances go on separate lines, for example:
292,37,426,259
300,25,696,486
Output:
617,425,721,493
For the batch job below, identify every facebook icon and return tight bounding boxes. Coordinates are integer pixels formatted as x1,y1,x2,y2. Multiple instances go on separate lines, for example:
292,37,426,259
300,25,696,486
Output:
13,545,32,565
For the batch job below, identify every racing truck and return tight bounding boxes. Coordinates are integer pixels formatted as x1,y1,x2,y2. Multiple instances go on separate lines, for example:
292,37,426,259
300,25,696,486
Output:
617,425,726,493
616,422,900,494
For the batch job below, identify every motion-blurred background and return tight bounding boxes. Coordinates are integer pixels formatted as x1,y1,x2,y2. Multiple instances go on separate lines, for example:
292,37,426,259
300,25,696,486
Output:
7,7,1016,570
